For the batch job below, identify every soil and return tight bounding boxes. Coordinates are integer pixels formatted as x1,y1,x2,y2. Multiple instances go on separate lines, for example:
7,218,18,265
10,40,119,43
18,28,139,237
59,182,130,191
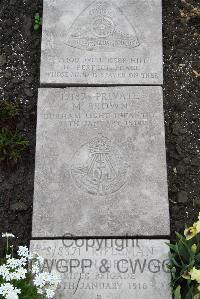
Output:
0,0,42,253
0,0,199,254
163,0,200,239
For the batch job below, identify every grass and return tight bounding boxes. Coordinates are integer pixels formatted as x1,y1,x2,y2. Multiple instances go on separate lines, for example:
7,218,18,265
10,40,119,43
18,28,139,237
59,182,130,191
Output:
0,128,28,164
0,101,18,123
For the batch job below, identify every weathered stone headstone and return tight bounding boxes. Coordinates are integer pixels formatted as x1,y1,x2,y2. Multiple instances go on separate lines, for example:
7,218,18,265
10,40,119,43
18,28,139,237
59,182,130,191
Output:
30,239,171,299
32,86,169,238
40,0,163,85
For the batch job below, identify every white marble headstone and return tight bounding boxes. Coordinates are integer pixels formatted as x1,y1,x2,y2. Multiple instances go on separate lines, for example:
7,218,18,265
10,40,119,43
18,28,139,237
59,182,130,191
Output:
30,239,172,299
32,86,169,238
40,0,163,85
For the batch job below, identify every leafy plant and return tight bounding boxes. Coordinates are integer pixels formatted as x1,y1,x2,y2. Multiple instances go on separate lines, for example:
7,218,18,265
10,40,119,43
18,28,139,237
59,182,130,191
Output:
34,13,42,31
168,213,200,299
0,233,60,299
0,101,18,123
0,128,28,164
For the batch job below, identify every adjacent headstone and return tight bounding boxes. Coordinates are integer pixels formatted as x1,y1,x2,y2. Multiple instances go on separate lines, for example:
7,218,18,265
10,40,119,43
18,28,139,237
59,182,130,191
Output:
40,0,163,85
32,86,169,237
30,239,171,299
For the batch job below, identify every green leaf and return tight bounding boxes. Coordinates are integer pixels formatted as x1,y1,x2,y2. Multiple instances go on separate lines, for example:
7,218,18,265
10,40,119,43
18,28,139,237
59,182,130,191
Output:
185,286,195,299
174,285,182,299
168,252,181,267
34,24,40,31
0,128,28,163
35,13,40,19
178,242,189,261
195,233,200,244
176,232,185,240
195,253,200,262
33,13,42,31
168,243,178,253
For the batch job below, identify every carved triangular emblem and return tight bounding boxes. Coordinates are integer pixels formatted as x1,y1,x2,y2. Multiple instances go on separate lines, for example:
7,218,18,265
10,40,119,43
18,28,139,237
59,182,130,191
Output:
71,134,130,196
66,1,140,51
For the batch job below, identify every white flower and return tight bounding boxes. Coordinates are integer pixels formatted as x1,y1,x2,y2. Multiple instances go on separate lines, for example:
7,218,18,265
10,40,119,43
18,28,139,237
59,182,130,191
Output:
33,271,61,296
28,252,33,260
0,245,60,299
30,255,45,275
9,267,27,280
33,272,49,288
31,263,40,274
0,257,28,281
41,271,60,287
7,258,19,269
6,257,26,269
46,288,55,298
49,272,60,286
2,233,15,238
0,264,11,281
36,255,44,264
19,257,27,267
0,283,21,299
37,288,44,295
17,246,29,258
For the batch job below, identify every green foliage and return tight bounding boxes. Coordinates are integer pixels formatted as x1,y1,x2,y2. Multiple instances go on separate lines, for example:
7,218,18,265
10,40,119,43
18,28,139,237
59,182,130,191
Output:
34,13,42,31
0,128,28,164
0,101,18,123
13,275,43,299
174,285,182,299
168,215,200,299
0,277,41,299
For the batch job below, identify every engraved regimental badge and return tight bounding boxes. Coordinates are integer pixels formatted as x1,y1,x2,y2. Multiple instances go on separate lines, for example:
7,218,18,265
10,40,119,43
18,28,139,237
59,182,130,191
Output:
66,1,140,51
71,134,130,196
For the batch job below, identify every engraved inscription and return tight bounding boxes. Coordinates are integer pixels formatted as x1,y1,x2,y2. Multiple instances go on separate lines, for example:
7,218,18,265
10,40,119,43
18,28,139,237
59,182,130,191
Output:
71,134,130,196
66,1,140,51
